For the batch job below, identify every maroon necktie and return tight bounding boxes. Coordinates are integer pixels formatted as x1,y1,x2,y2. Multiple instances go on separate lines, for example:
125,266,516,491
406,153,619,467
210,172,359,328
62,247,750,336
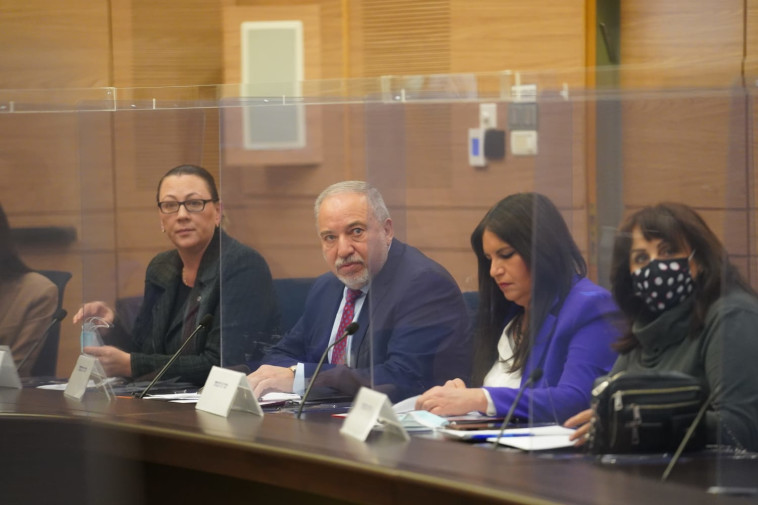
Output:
330,289,362,365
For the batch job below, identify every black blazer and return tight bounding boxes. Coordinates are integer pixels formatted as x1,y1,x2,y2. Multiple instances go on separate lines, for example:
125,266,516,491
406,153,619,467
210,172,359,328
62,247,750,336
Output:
108,229,280,385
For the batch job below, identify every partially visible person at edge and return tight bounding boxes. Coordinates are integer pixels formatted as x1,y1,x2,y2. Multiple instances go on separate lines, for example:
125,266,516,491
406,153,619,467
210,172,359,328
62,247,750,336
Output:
416,193,622,423
247,180,471,403
565,202,758,451
0,203,58,376
73,164,280,385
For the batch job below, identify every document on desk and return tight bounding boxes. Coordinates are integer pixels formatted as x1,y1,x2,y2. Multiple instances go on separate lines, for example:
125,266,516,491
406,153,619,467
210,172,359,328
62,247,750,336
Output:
37,377,121,391
143,392,202,403
488,425,575,450
439,425,576,450
141,391,300,405
392,395,420,414
259,392,301,405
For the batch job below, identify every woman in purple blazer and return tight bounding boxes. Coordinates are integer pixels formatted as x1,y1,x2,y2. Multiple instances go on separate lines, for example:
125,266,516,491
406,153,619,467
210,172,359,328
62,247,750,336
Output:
416,193,622,423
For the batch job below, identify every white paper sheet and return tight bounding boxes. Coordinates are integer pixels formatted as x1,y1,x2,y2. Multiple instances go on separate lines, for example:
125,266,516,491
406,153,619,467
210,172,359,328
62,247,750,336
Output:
486,425,576,450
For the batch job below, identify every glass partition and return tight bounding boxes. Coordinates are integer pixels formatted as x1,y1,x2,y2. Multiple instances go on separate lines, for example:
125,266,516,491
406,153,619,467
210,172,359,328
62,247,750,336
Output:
2,72,756,499
556,81,756,496
77,90,219,393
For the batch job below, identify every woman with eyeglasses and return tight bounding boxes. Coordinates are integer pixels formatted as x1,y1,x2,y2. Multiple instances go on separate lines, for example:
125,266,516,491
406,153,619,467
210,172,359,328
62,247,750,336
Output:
565,203,758,451
73,165,280,386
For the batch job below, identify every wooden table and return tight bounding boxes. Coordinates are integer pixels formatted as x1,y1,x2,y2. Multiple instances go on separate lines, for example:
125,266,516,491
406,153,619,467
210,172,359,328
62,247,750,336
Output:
0,388,754,505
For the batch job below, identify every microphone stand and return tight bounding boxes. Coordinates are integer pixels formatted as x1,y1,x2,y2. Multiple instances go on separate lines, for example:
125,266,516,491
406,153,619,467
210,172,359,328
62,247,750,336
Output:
18,308,67,374
296,322,359,419
136,314,213,399
661,386,717,481
492,368,543,450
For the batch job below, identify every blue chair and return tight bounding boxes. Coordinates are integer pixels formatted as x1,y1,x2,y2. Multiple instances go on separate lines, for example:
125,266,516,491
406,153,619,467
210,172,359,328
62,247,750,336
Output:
272,277,316,334
33,270,72,377
462,291,479,336
115,295,143,334
115,277,317,338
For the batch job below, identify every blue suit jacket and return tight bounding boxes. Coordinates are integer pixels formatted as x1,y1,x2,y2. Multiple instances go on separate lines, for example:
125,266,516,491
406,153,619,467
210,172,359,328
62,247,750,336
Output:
263,239,471,402
485,277,622,423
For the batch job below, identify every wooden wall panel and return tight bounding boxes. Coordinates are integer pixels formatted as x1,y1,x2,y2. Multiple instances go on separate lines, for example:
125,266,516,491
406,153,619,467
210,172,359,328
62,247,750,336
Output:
110,0,224,88
747,0,758,79
348,0,587,86
450,0,587,86
620,0,744,87
622,93,747,206
349,0,451,77
0,0,110,88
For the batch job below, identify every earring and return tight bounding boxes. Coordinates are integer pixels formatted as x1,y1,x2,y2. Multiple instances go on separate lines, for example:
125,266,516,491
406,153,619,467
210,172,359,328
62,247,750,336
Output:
161,227,165,233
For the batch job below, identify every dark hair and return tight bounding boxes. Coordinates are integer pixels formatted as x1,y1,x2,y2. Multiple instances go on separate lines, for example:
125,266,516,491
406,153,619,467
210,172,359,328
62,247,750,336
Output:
156,164,219,202
0,203,32,282
470,193,587,385
610,202,756,352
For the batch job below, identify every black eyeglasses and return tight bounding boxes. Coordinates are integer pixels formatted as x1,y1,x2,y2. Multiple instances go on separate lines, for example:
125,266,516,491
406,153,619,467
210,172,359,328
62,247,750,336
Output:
157,199,216,214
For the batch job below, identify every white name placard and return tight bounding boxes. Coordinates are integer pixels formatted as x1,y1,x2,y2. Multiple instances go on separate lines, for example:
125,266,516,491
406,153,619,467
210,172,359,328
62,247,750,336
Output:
340,387,409,442
196,366,263,417
0,345,21,389
64,354,113,401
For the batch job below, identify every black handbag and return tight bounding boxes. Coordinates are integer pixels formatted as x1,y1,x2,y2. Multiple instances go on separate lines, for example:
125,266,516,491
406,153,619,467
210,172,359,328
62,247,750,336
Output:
589,371,708,454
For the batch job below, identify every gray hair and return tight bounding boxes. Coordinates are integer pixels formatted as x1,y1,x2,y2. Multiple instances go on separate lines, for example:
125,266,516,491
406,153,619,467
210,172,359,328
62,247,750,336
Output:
314,181,391,223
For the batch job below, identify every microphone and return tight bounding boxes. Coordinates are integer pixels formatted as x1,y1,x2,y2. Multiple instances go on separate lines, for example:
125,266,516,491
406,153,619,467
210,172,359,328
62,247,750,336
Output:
491,367,544,450
136,314,213,399
17,308,67,375
296,321,360,419
661,386,717,481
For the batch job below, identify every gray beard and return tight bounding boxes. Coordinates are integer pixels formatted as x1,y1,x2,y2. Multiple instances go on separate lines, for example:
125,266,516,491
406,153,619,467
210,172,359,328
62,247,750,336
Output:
337,268,369,290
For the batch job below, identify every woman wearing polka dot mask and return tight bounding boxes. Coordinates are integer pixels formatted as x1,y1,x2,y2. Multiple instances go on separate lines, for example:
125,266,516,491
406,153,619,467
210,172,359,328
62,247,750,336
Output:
565,202,758,451
631,242,695,314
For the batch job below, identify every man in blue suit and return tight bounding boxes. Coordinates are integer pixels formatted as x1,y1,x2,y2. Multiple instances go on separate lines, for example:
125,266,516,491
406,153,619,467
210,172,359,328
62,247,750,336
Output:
247,181,471,402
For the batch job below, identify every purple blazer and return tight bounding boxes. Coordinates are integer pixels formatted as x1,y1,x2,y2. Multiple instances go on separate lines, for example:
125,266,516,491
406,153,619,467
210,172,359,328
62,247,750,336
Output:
484,277,621,423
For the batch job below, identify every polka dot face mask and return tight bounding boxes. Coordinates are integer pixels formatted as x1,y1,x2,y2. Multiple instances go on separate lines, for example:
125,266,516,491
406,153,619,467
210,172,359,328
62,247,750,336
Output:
632,253,695,314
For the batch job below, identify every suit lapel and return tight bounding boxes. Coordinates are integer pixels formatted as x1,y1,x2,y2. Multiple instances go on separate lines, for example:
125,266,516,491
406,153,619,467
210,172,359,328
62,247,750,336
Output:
525,312,557,383
364,239,402,310
349,292,371,366
147,253,182,353
525,277,579,382
347,240,402,366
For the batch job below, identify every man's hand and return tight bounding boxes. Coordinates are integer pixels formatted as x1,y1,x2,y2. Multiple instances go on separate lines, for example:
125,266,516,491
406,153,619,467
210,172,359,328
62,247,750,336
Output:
83,345,131,377
247,364,295,398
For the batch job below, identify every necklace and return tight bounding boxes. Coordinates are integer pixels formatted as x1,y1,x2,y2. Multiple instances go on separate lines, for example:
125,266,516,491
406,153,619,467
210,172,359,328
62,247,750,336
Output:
182,268,194,287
